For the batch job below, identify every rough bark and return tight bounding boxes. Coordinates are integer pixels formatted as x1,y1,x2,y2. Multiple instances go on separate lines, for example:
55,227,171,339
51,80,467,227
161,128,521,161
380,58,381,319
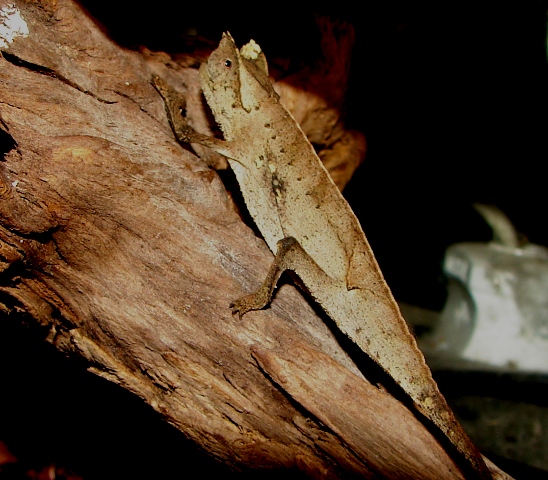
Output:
0,1,509,478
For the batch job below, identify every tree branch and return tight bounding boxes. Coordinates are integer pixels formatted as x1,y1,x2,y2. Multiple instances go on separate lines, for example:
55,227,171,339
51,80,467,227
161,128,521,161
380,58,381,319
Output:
0,1,510,478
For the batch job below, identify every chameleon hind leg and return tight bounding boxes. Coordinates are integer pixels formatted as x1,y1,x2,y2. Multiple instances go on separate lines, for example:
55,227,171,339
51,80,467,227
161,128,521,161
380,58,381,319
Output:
231,236,331,318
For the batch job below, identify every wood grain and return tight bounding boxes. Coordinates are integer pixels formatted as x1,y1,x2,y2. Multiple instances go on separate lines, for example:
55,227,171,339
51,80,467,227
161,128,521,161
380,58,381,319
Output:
0,1,511,478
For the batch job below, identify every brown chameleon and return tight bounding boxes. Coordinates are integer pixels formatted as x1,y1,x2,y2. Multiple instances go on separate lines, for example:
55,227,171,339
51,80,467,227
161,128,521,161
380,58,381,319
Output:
152,33,492,479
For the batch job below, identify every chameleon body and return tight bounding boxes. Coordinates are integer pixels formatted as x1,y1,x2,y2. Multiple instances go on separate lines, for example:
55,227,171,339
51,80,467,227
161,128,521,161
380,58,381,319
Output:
152,33,491,479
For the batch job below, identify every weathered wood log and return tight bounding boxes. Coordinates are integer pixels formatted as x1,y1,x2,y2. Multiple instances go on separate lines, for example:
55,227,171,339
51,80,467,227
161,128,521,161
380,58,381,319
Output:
0,1,510,478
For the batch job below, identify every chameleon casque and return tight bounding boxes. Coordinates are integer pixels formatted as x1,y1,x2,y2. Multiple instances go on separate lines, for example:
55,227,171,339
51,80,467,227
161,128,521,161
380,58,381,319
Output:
152,33,491,479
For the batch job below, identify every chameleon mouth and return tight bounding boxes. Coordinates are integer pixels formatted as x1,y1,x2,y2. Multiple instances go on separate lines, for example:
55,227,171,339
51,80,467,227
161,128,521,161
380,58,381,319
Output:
198,62,212,91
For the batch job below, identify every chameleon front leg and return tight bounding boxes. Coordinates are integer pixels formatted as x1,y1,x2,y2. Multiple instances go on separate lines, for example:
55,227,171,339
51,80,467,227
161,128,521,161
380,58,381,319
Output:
231,237,332,318
151,74,224,149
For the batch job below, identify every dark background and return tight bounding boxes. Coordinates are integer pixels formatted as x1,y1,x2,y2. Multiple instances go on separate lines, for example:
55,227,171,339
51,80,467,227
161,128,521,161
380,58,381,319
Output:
2,2,547,478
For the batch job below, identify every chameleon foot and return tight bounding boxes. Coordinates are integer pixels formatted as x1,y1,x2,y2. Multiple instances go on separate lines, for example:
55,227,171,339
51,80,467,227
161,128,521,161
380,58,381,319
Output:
230,287,272,319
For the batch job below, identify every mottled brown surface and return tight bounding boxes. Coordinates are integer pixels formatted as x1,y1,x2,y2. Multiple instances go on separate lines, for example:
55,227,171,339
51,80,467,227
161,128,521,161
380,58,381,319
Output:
0,1,510,478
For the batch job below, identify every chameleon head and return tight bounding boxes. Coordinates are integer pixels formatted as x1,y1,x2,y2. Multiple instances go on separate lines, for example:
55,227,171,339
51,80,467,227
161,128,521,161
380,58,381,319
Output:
199,33,278,139
199,32,244,129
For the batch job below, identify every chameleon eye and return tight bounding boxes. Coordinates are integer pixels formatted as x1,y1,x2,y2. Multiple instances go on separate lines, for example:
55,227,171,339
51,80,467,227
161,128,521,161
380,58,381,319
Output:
224,59,232,68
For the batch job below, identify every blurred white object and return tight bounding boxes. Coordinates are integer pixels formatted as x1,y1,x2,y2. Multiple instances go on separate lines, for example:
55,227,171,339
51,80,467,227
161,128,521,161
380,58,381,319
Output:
420,205,548,373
